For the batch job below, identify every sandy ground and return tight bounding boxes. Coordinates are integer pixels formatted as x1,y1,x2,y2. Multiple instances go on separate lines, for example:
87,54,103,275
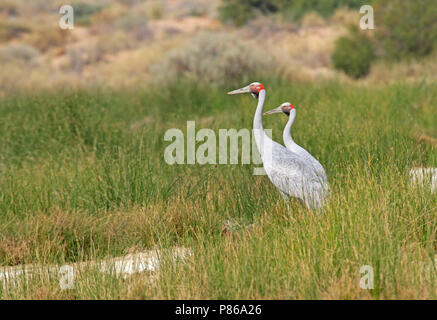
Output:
0,247,192,288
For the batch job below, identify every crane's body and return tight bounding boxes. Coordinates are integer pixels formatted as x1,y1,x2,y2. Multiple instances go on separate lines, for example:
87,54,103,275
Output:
276,103,328,188
228,83,328,210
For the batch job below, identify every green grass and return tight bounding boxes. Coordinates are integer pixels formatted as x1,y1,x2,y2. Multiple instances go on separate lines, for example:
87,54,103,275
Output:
0,79,436,299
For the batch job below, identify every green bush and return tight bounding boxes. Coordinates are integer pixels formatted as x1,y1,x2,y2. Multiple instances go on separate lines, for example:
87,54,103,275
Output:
332,27,375,78
218,0,366,25
374,0,437,60
219,0,280,26
73,2,106,25
283,0,366,19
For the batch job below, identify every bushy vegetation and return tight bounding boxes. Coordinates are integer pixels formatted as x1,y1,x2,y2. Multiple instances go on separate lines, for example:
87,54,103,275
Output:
115,14,151,41
332,0,437,78
0,22,30,43
149,32,274,85
219,0,367,25
283,0,367,19
0,43,40,65
66,31,135,73
73,2,106,26
0,81,436,298
332,27,374,78
95,31,134,57
91,3,128,25
374,0,437,60
219,0,280,26
23,26,71,53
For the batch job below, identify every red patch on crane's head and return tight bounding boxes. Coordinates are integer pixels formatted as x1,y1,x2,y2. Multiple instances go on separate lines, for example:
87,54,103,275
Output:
256,83,265,91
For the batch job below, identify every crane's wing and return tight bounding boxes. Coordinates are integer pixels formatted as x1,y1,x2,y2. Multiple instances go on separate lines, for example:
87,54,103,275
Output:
286,143,328,184
264,143,328,208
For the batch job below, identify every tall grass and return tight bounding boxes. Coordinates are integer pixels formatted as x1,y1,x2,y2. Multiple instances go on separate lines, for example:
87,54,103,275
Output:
0,79,436,299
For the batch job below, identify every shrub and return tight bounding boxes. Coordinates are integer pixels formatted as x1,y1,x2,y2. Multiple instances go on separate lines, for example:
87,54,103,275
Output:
374,0,437,60
0,43,40,65
95,31,134,57
330,7,360,26
332,27,375,78
0,22,30,42
116,0,142,7
24,26,71,52
67,45,94,73
135,1,165,20
115,14,152,41
219,0,280,26
282,0,367,20
73,2,106,25
218,0,367,25
67,32,134,73
149,32,274,85
189,7,207,17
300,11,326,28
149,2,164,19
91,3,128,25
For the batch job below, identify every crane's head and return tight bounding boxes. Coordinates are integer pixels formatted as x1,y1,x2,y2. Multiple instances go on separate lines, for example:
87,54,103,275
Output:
227,82,265,99
264,102,295,117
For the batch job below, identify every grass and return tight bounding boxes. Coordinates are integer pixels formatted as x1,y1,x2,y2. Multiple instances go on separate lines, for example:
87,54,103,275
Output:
0,79,436,299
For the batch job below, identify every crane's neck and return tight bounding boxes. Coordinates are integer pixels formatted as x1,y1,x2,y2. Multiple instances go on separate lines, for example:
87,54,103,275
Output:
283,110,296,151
253,89,273,158
253,89,266,132
283,110,309,157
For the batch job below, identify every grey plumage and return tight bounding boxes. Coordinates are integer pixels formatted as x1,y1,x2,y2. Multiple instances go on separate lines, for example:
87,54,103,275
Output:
264,141,328,209
228,83,328,210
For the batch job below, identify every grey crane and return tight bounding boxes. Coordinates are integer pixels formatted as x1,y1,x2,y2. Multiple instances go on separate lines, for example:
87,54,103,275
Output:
228,83,328,210
264,102,329,188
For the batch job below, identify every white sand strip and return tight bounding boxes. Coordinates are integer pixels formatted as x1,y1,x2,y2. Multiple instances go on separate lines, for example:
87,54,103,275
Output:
0,246,192,287
409,167,437,193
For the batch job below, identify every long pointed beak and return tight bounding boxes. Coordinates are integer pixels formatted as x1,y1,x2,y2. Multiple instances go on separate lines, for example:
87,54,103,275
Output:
227,85,251,95
263,106,283,116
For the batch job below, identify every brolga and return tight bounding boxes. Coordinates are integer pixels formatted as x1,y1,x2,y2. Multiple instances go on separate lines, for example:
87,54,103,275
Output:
264,102,329,188
228,83,328,210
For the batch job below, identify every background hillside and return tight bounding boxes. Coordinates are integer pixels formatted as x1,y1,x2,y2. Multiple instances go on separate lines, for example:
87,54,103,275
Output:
1,0,437,94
